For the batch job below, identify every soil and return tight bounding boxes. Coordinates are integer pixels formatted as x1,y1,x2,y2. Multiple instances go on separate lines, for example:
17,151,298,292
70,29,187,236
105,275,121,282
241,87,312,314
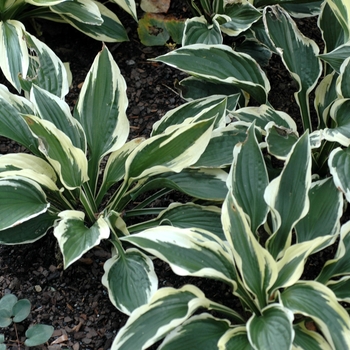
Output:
0,2,339,350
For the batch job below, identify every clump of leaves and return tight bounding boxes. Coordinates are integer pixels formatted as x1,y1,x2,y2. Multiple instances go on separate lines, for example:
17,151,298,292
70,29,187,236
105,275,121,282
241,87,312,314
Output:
0,293,54,349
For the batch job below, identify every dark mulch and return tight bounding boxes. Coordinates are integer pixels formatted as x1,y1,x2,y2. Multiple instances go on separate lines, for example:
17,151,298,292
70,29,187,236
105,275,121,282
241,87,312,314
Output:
0,2,340,349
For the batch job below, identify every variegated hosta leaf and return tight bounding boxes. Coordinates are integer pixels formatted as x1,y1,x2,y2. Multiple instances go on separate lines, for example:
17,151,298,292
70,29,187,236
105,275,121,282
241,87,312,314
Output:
0,20,28,92
327,276,350,303
152,95,228,136
317,221,350,284
122,226,237,287
55,1,129,42
319,42,350,73
53,211,110,269
295,177,342,243
74,45,129,191
230,122,269,234
23,115,89,190
0,153,59,191
329,146,350,201
110,0,137,21
222,191,278,309
159,313,230,350
293,321,332,350
232,104,297,132
30,85,86,151
281,281,350,349
0,211,56,244
182,16,223,46
153,44,270,104
0,93,39,155
111,285,207,350
263,5,322,132
265,132,311,259
336,56,350,98
220,1,261,37
125,118,215,182
21,32,69,98
135,168,228,202
217,326,253,349
265,122,299,160
247,304,294,350
25,0,64,5
192,124,249,168
105,210,129,238
325,0,350,41
102,248,158,315
0,84,33,114
0,176,49,231
128,202,225,241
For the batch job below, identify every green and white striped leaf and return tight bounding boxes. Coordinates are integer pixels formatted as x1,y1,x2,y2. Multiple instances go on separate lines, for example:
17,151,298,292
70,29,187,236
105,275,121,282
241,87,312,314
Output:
217,326,253,349
329,146,350,201
337,56,350,98
265,133,311,259
53,211,110,269
22,32,69,98
327,276,350,303
281,281,350,350
220,1,261,37
136,168,228,201
152,95,228,136
111,285,207,350
247,304,294,350
293,321,332,350
102,248,158,315
263,6,322,132
193,124,248,168
0,20,28,92
110,0,137,21
222,190,278,309
159,313,230,350
128,203,225,241
230,122,269,234
325,0,350,41
319,42,350,73
25,0,65,5
0,84,33,114
317,221,350,283
125,118,215,182
24,115,88,190
30,85,86,151
0,176,49,231
182,16,223,46
0,211,56,244
0,153,59,191
153,44,270,104
74,45,129,191
295,177,342,243
232,104,297,132
122,226,236,286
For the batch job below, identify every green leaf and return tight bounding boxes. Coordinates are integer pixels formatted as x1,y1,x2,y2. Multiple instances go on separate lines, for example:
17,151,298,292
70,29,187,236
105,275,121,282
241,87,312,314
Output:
0,294,17,313
12,299,31,322
0,20,28,92
281,281,350,350
74,45,129,192
265,132,311,259
325,0,350,41
102,248,157,315
125,118,215,182
337,56,350,98
110,0,137,21
182,16,223,46
327,276,350,303
24,324,54,347
247,304,294,350
159,313,230,349
24,115,89,190
230,122,269,234
263,6,322,132
122,227,236,287
54,211,110,269
0,176,49,231
319,42,350,73
153,44,270,104
137,13,170,46
111,285,207,350
217,326,253,349
0,309,12,327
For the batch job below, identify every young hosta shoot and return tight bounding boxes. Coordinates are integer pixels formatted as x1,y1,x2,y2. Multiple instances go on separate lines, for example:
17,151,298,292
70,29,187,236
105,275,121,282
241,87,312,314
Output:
0,293,54,348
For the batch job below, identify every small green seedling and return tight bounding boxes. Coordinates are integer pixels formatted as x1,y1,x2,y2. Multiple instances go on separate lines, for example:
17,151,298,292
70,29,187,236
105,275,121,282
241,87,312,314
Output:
0,293,54,349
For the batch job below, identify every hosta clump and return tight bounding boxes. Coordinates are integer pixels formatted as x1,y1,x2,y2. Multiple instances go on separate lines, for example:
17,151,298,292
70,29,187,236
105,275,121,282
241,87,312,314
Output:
0,42,233,317
0,293,54,349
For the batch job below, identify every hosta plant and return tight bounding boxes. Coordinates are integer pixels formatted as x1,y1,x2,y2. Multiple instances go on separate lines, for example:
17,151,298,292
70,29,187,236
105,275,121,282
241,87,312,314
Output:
0,0,137,92
0,293,54,348
0,42,236,316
